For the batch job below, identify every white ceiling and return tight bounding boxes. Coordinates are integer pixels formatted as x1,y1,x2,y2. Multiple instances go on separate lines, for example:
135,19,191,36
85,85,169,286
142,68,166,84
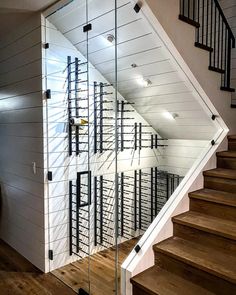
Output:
46,0,217,140
0,0,56,40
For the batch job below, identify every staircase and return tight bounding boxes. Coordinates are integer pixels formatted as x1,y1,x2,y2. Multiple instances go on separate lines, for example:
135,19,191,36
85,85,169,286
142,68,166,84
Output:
131,135,236,294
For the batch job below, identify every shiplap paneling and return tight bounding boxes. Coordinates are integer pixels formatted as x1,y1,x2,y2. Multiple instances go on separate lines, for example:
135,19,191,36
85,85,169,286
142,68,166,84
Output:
0,14,46,272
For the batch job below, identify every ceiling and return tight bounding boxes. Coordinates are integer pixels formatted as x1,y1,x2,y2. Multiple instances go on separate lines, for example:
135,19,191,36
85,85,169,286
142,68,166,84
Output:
0,0,57,41
46,0,217,140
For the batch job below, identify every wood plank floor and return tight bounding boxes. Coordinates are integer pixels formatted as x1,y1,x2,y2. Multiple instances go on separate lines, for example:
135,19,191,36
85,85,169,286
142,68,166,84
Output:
0,239,75,295
52,238,139,295
0,238,138,295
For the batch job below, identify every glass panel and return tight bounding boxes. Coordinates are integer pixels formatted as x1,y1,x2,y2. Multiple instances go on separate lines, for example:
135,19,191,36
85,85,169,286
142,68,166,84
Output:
44,1,218,294
45,1,90,293
86,1,118,294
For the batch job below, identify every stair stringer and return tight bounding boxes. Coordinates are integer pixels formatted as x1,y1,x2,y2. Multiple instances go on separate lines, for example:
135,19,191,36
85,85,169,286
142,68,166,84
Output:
145,0,236,134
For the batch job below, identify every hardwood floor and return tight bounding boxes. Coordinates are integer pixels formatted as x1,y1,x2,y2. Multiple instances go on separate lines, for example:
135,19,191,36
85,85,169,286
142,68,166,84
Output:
0,237,138,295
0,239,75,295
52,238,139,295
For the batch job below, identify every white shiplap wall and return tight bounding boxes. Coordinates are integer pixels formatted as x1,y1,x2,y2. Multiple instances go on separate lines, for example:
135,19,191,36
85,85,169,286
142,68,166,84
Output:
0,14,46,271
219,0,236,104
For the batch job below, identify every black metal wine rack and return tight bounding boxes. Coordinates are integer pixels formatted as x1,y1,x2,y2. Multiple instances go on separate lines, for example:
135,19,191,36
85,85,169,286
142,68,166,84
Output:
67,56,89,156
69,171,91,257
92,168,183,246
93,82,114,153
94,175,115,247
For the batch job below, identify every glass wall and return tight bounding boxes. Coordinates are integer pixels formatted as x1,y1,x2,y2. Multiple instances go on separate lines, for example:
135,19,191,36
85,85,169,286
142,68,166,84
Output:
44,0,218,294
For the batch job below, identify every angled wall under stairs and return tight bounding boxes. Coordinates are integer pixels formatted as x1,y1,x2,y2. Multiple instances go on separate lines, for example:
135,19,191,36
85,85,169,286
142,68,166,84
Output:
131,135,236,294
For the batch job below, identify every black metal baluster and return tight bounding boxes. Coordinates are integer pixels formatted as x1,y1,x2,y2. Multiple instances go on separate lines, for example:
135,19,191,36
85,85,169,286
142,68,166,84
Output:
217,9,220,69
224,29,228,87
197,0,200,42
214,3,217,68
193,0,196,21
210,0,213,66
188,0,190,18
206,0,209,47
202,0,205,45
226,37,232,89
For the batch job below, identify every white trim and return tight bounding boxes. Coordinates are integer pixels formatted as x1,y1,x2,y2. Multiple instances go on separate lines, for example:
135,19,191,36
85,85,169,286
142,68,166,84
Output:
43,0,73,18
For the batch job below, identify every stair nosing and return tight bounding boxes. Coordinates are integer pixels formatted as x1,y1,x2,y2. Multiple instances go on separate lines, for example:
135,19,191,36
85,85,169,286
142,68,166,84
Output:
216,151,236,158
154,237,236,284
189,189,236,207
172,211,236,241
203,168,236,180
131,266,215,295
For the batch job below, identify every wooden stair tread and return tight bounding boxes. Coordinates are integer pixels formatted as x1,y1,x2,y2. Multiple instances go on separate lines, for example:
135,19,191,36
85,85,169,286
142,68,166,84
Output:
131,266,214,295
217,151,236,158
154,237,236,284
203,168,236,180
173,211,236,240
228,135,236,140
189,188,236,207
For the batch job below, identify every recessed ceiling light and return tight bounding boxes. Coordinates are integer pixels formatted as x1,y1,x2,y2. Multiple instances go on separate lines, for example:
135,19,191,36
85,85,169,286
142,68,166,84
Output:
107,34,115,43
137,77,152,87
163,112,179,120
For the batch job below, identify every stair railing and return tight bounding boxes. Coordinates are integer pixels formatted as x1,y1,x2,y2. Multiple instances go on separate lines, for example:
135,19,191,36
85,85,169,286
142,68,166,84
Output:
179,0,235,92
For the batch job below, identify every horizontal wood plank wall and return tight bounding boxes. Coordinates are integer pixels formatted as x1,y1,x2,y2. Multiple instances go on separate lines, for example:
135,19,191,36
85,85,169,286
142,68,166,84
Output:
42,17,211,271
219,0,236,104
0,14,45,271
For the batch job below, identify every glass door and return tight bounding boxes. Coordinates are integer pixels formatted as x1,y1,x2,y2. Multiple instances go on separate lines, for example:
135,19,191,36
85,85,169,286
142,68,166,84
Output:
44,0,91,293
44,0,119,294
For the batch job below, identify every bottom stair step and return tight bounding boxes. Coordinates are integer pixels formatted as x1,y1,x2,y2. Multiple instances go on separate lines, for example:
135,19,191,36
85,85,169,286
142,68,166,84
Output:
131,266,214,295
